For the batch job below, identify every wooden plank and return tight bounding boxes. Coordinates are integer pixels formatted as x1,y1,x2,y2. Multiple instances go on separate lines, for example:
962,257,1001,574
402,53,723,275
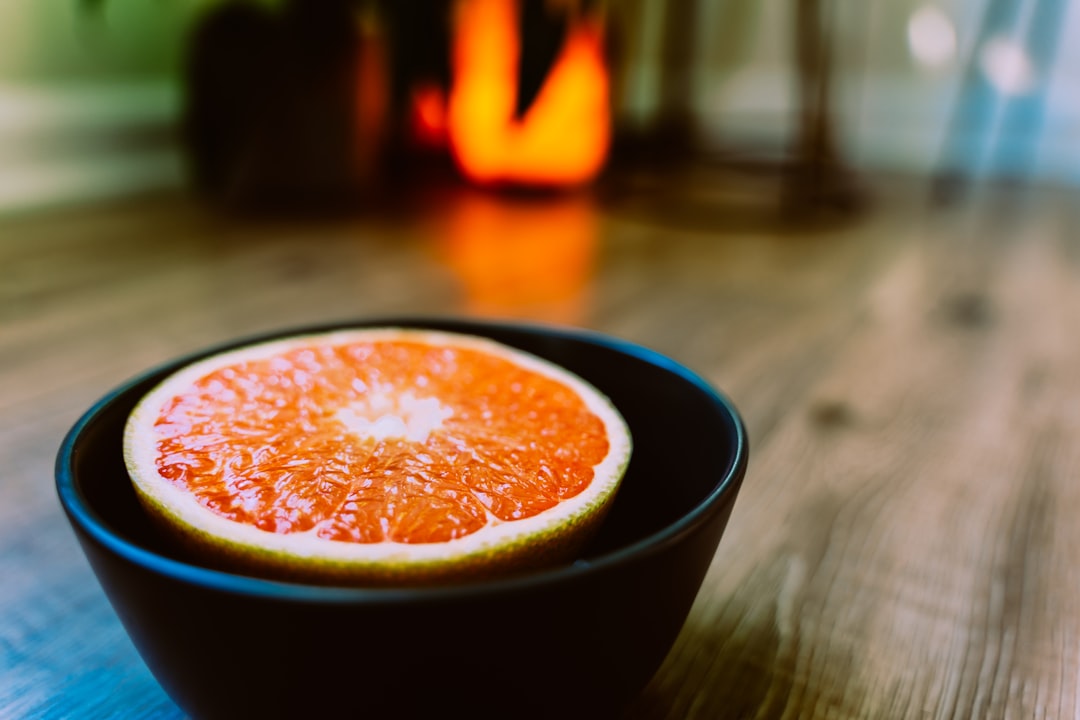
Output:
631,189,1080,719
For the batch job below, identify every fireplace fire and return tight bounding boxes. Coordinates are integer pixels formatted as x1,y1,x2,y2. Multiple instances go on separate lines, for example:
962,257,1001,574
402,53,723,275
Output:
445,0,611,187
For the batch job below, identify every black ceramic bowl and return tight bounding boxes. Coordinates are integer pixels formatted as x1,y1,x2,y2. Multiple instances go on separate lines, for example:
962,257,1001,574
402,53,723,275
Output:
56,319,747,719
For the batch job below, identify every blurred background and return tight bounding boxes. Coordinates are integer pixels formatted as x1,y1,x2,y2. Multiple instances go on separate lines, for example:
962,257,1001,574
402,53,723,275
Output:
2,0,1078,215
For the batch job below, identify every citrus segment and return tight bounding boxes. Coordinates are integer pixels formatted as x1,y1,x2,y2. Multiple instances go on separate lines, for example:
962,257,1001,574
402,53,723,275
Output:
123,329,631,584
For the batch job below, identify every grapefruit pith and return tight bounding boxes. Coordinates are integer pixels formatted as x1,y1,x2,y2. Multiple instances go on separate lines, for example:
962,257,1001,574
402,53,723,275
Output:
123,328,632,585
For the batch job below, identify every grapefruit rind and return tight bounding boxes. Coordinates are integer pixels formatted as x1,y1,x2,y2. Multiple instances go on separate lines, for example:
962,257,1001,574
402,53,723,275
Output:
123,328,632,586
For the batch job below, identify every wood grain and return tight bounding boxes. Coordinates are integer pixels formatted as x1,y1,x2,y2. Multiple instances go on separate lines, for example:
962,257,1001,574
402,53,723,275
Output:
3,177,1078,719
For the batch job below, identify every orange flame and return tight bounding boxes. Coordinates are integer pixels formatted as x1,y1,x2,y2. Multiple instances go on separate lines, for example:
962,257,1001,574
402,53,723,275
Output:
447,0,611,186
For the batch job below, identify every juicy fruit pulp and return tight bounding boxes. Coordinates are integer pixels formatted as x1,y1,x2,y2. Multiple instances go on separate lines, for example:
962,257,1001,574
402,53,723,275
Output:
124,329,631,584
154,338,608,542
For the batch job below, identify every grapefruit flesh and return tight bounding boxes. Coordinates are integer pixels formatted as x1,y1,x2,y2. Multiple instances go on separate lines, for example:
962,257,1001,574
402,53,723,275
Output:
123,329,631,585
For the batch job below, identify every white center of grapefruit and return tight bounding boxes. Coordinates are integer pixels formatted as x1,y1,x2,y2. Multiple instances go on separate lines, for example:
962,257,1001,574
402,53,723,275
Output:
335,390,454,443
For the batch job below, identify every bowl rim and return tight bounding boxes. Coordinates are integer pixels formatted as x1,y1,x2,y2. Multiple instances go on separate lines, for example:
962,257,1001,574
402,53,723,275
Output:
56,317,748,604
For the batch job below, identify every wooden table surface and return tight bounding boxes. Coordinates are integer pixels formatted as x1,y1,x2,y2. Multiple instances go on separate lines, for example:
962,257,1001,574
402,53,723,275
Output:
3,171,1078,719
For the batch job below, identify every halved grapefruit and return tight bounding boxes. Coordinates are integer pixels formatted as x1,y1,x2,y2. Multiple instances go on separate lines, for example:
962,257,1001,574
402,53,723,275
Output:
123,328,631,585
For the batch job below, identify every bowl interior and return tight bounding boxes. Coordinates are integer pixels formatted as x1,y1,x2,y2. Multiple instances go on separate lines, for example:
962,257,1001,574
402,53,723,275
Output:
63,319,747,588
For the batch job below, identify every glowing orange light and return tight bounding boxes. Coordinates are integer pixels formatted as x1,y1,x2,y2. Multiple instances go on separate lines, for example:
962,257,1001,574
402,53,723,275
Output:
437,193,598,323
410,83,449,148
448,0,611,187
